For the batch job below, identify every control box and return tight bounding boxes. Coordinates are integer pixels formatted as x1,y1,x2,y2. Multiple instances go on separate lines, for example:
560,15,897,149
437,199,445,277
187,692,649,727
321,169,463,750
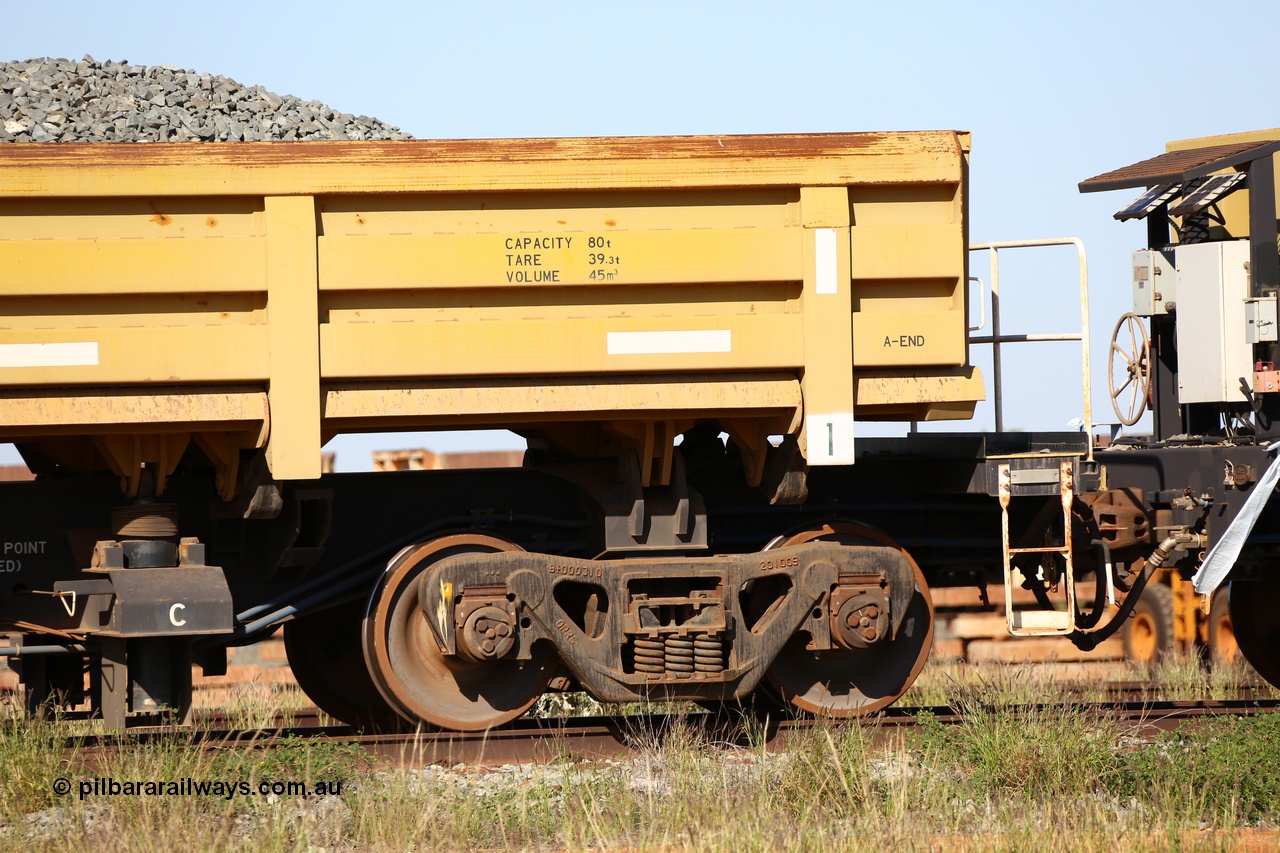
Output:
1132,249,1176,315
1174,240,1253,404
1246,295,1278,344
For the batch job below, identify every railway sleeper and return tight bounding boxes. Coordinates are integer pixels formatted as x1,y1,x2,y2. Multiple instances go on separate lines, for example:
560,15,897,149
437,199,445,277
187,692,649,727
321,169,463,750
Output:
420,542,916,704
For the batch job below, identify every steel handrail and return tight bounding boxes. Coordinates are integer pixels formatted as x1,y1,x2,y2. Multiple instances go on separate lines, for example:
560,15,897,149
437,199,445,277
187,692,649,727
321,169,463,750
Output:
968,238,1092,461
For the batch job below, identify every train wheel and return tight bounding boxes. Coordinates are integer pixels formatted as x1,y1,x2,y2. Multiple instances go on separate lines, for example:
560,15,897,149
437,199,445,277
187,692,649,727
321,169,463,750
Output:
1206,588,1238,666
284,599,403,731
763,521,934,717
1121,583,1174,665
361,534,557,731
1227,574,1280,686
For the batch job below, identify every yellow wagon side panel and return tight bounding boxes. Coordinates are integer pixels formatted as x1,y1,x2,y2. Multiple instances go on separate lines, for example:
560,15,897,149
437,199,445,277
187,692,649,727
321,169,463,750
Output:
0,133,982,482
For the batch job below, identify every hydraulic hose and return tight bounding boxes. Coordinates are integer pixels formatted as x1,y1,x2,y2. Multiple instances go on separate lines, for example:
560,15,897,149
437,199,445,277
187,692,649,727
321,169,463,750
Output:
1070,534,1181,651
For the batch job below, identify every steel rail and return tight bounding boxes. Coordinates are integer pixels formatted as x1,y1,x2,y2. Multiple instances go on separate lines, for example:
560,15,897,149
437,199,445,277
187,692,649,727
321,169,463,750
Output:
70,697,1280,768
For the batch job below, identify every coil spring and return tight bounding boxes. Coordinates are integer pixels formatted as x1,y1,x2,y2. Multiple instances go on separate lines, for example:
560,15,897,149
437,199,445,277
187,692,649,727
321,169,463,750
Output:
693,634,725,673
633,636,664,673
664,636,694,672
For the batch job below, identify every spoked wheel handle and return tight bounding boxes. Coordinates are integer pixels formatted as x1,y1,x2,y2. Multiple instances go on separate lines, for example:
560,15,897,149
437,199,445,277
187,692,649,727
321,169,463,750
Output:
1109,312,1151,427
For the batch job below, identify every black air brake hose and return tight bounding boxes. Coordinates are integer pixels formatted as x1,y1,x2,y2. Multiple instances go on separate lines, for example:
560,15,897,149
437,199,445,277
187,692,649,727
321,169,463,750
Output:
1070,535,1180,651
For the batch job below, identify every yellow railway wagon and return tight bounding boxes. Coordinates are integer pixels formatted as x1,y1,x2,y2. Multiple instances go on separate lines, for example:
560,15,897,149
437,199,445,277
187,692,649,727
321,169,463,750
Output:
0,133,981,499
7,129,1280,734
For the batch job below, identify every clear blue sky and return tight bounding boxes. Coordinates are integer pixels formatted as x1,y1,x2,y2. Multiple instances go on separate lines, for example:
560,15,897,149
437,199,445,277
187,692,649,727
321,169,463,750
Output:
4,1,1278,469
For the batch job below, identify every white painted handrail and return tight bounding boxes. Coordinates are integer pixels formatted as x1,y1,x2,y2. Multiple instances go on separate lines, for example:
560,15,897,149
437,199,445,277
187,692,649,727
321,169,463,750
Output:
968,238,1092,460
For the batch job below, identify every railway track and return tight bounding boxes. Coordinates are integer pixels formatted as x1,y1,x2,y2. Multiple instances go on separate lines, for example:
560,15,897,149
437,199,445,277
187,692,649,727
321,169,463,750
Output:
73,693,1280,769
185,676,1279,731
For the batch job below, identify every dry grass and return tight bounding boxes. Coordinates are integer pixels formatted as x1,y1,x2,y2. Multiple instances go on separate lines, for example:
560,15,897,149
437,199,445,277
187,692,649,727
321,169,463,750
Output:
0,660,1278,851
903,654,1279,707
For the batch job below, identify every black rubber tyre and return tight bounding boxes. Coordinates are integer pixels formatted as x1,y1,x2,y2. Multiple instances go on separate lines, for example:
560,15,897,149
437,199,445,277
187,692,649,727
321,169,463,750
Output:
1227,574,1280,687
1206,587,1239,666
1122,582,1175,665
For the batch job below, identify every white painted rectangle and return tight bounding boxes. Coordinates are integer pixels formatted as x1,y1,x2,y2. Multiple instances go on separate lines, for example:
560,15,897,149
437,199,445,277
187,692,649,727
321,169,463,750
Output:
0,342,99,368
606,330,732,356
805,412,855,465
815,228,838,295
1009,468,1060,486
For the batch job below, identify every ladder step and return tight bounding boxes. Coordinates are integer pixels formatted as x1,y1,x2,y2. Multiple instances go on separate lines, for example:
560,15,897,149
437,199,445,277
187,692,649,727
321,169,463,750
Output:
1008,546,1071,555
1010,609,1073,634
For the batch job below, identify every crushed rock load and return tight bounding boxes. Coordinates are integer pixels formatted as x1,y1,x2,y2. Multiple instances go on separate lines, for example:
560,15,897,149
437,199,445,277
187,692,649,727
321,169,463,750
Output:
0,56,411,142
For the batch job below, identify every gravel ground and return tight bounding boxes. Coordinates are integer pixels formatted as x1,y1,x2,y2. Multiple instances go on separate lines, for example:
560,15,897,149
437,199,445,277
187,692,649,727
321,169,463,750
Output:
0,56,411,143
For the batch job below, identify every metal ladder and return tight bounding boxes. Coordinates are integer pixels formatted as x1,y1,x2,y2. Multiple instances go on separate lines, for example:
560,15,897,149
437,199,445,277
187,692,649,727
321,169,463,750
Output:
969,240,1091,637
998,460,1078,636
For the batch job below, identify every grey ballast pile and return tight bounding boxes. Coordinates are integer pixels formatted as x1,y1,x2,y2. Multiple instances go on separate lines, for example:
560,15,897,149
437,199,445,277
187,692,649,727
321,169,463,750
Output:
0,56,411,143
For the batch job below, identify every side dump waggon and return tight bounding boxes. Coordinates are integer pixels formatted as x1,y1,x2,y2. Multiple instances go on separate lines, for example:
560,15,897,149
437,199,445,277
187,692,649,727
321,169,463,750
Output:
2,129,1279,731
0,133,980,728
